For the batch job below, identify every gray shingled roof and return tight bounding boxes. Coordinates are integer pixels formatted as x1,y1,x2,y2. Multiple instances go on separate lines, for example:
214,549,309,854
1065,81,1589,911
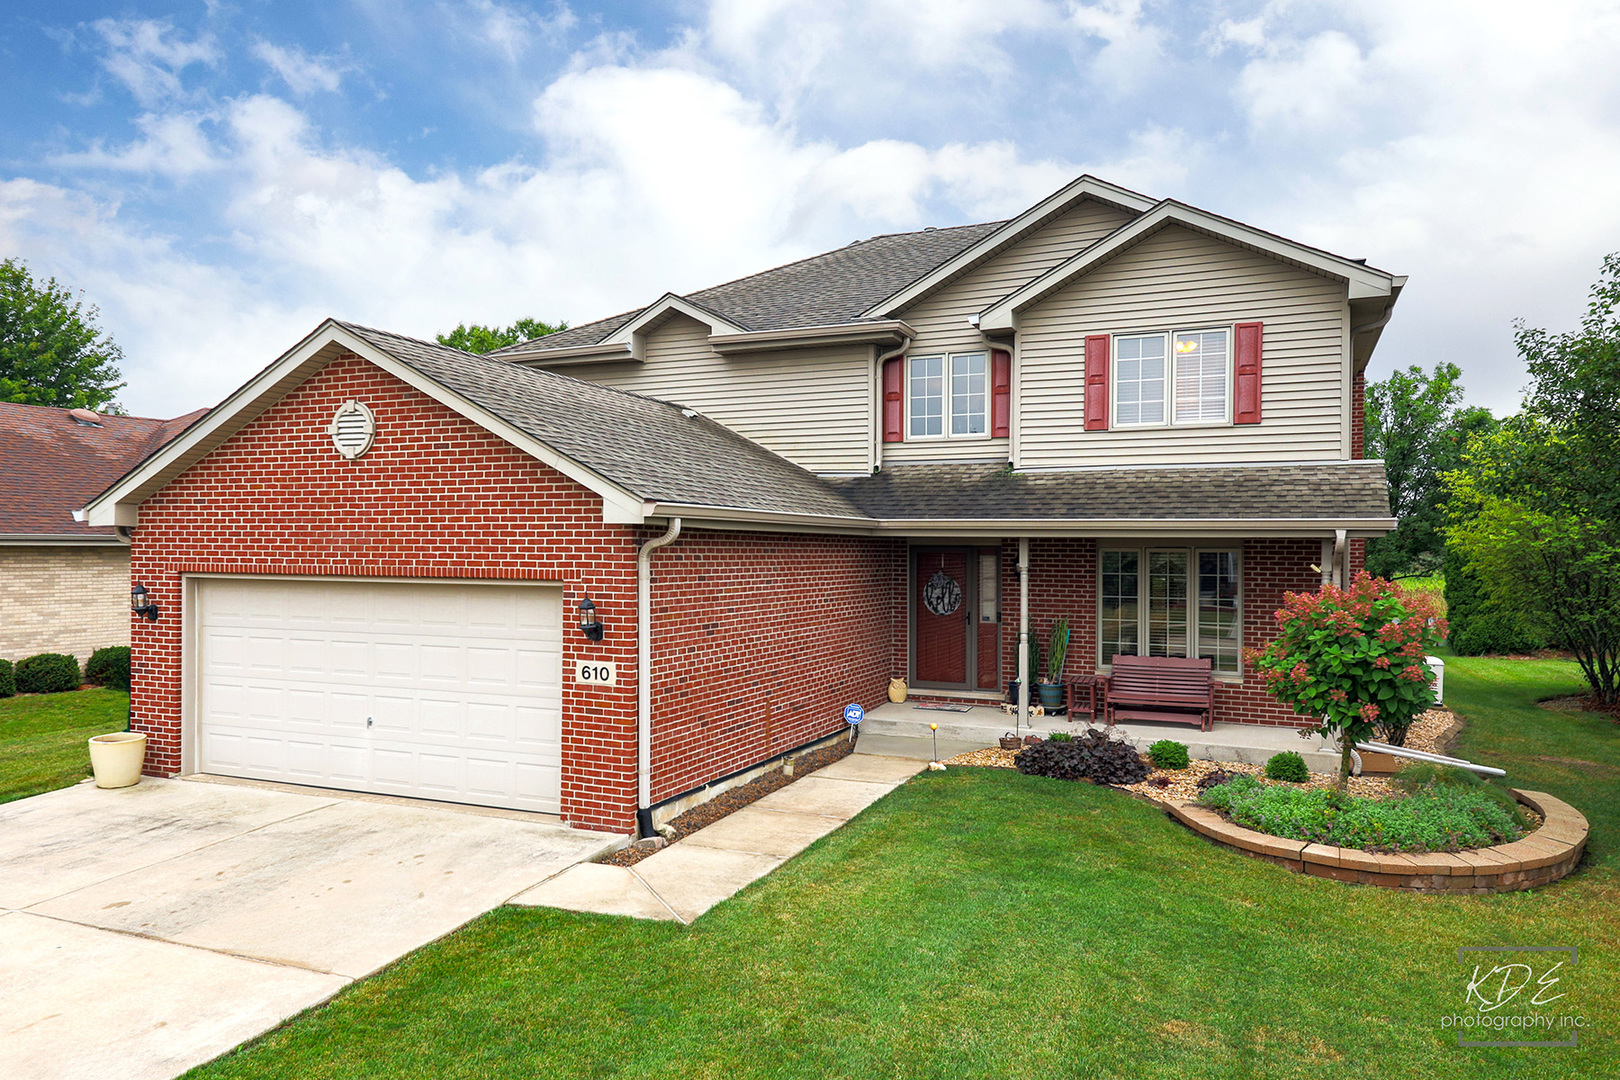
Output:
339,324,1391,526
338,322,864,518
826,463,1393,521
494,221,1004,354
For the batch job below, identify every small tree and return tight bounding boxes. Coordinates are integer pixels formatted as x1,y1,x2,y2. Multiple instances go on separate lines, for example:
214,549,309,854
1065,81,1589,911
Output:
0,257,126,410
1245,573,1446,792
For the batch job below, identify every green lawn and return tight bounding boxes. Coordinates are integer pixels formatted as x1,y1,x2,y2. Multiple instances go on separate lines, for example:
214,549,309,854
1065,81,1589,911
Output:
191,656,1619,1079
0,688,130,803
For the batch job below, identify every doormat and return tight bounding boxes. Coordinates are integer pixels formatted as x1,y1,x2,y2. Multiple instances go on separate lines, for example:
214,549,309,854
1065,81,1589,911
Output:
913,704,974,713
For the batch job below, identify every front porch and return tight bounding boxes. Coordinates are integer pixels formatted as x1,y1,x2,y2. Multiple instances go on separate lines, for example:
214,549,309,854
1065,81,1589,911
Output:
858,701,1343,772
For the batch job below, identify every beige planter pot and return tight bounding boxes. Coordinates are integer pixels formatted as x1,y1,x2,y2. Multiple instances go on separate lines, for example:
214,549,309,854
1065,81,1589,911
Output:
89,732,147,789
1357,750,1402,775
888,678,908,704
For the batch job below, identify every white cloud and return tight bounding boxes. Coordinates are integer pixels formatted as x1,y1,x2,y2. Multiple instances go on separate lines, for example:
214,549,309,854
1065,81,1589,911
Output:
251,40,347,96
50,112,220,177
1063,0,1166,91
450,0,577,64
91,18,220,107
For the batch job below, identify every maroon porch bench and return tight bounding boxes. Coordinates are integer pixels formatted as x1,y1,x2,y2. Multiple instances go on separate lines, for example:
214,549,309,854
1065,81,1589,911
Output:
1103,655,1215,732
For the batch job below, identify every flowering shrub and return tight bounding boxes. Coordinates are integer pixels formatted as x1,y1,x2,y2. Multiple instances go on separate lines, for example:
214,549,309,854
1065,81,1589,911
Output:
1245,572,1446,789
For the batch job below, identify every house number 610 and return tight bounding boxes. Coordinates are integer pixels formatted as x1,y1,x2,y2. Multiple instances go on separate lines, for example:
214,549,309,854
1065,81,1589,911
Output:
575,661,617,686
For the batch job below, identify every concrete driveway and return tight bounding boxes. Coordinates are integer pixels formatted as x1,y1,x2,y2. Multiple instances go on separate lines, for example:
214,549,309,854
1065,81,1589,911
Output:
0,778,623,1080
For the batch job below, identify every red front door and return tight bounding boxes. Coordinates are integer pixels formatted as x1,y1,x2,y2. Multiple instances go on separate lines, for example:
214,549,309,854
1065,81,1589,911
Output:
914,549,970,686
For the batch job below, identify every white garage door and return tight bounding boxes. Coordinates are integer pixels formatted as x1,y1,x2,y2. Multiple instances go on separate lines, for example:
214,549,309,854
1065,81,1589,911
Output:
196,578,563,813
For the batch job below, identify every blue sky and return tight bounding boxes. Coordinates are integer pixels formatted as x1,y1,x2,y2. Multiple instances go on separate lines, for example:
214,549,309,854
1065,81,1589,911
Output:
3,1,1619,418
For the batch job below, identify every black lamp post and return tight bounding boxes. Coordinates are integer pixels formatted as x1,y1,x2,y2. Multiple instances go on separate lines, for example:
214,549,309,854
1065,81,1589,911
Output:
577,596,603,641
130,583,160,622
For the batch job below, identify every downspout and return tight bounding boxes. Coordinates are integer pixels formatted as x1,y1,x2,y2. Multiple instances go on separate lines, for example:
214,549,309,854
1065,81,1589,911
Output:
636,516,682,837
1017,538,1030,737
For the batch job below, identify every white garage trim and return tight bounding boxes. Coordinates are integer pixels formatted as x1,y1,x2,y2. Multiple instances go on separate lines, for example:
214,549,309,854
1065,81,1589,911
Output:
183,575,565,814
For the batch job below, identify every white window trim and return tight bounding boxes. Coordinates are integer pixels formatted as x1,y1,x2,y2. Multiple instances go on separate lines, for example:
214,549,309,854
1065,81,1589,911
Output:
1110,326,1235,430
1095,544,1243,681
907,350,991,441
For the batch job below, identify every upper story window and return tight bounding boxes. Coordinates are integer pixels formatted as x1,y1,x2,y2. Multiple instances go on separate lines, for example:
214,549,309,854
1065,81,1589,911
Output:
910,351,987,438
1112,328,1231,428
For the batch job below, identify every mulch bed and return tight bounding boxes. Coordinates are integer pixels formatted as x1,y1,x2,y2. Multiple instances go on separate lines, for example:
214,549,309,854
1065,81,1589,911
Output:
598,736,855,867
1540,693,1620,721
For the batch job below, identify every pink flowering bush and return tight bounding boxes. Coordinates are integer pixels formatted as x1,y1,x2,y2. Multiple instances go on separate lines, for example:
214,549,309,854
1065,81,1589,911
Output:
1245,572,1447,790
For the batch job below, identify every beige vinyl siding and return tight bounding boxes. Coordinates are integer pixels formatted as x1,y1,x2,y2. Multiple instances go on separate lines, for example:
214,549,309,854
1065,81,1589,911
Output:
884,198,1133,464
1018,224,1348,469
545,313,872,475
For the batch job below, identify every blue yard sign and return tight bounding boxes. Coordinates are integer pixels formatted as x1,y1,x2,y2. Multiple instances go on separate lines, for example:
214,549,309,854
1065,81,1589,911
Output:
843,703,865,726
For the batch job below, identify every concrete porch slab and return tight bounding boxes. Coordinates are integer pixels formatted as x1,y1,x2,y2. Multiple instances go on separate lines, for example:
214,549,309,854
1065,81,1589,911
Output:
509,863,679,921
863,702,1341,771
0,911,345,1080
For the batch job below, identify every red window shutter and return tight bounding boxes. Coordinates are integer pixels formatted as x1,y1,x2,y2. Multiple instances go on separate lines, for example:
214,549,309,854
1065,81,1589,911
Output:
882,356,904,442
990,349,1011,438
1083,334,1110,431
1234,321,1263,425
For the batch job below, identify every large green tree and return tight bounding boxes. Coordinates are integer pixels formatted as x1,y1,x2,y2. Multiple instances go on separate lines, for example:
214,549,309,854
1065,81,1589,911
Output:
0,258,125,411
437,317,567,355
1362,361,1494,578
1446,254,1620,703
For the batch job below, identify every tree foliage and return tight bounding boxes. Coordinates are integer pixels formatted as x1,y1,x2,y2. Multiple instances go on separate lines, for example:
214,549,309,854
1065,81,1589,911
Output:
437,317,567,354
1362,361,1494,578
1245,574,1445,789
1444,254,1620,703
0,258,125,411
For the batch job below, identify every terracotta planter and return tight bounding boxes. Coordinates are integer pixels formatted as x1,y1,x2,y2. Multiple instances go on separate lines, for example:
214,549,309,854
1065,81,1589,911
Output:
888,678,908,704
88,732,146,789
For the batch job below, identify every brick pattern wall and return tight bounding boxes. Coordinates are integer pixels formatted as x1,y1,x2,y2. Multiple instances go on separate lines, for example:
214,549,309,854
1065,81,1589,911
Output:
0,545,131,666
126,353,909,833
646,532,902,802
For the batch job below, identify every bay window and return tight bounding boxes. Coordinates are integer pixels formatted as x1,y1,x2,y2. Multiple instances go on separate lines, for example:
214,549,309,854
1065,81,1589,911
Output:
1099,546,1241,674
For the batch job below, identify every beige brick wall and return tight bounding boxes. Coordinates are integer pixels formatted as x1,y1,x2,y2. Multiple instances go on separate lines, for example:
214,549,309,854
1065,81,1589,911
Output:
0,545,130,668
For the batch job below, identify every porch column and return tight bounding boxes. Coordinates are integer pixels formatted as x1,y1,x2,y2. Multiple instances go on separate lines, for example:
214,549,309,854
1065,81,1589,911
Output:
1017,537,1030,735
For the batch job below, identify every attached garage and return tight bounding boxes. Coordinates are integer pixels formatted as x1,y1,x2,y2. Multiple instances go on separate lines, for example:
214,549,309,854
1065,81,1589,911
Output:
194,577,563,814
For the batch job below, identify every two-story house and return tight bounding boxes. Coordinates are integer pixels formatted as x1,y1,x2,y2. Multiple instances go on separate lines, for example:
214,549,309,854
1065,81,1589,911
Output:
83,175,1399,835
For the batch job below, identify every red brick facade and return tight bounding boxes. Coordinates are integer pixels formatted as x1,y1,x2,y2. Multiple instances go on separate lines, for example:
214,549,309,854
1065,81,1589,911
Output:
125,350,1370,833
1351,366,1366,460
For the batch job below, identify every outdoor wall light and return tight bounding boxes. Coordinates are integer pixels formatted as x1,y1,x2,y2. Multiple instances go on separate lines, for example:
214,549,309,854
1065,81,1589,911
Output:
130,583,160,622
577,596,604,641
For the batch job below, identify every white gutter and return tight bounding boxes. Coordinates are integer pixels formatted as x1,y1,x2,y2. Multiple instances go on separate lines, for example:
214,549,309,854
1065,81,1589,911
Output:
636,516,682,836
1017,539,1030,736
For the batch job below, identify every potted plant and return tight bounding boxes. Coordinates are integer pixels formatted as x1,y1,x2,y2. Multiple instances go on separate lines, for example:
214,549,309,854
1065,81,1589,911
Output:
1038,616,1070,709
1007,635,1041,706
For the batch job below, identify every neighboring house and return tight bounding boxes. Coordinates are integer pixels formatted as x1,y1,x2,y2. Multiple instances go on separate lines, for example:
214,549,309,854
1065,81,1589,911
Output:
0,403,205,667
83,175,1400,835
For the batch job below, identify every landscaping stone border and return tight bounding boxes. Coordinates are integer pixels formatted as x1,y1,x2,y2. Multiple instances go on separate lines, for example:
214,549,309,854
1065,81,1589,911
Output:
1166,789,1587,893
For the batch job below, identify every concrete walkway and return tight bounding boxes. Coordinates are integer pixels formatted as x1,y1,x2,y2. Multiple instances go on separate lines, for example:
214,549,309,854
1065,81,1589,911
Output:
512,753,925,923
0,778,622,1080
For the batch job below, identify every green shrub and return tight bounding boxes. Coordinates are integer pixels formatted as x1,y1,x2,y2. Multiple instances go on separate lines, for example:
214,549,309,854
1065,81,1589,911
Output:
0,658,13,697
1264,751,1310,783
1148,740,1190,770
1197,779,1525,852
1443,546,1546,655
1046,731,1072,743
86,646,131,691
15,653,80,694
1390,762,1526,821
1015,728,1150,786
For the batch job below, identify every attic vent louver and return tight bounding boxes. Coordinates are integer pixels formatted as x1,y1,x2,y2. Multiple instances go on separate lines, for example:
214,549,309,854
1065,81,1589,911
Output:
328,400,376,459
